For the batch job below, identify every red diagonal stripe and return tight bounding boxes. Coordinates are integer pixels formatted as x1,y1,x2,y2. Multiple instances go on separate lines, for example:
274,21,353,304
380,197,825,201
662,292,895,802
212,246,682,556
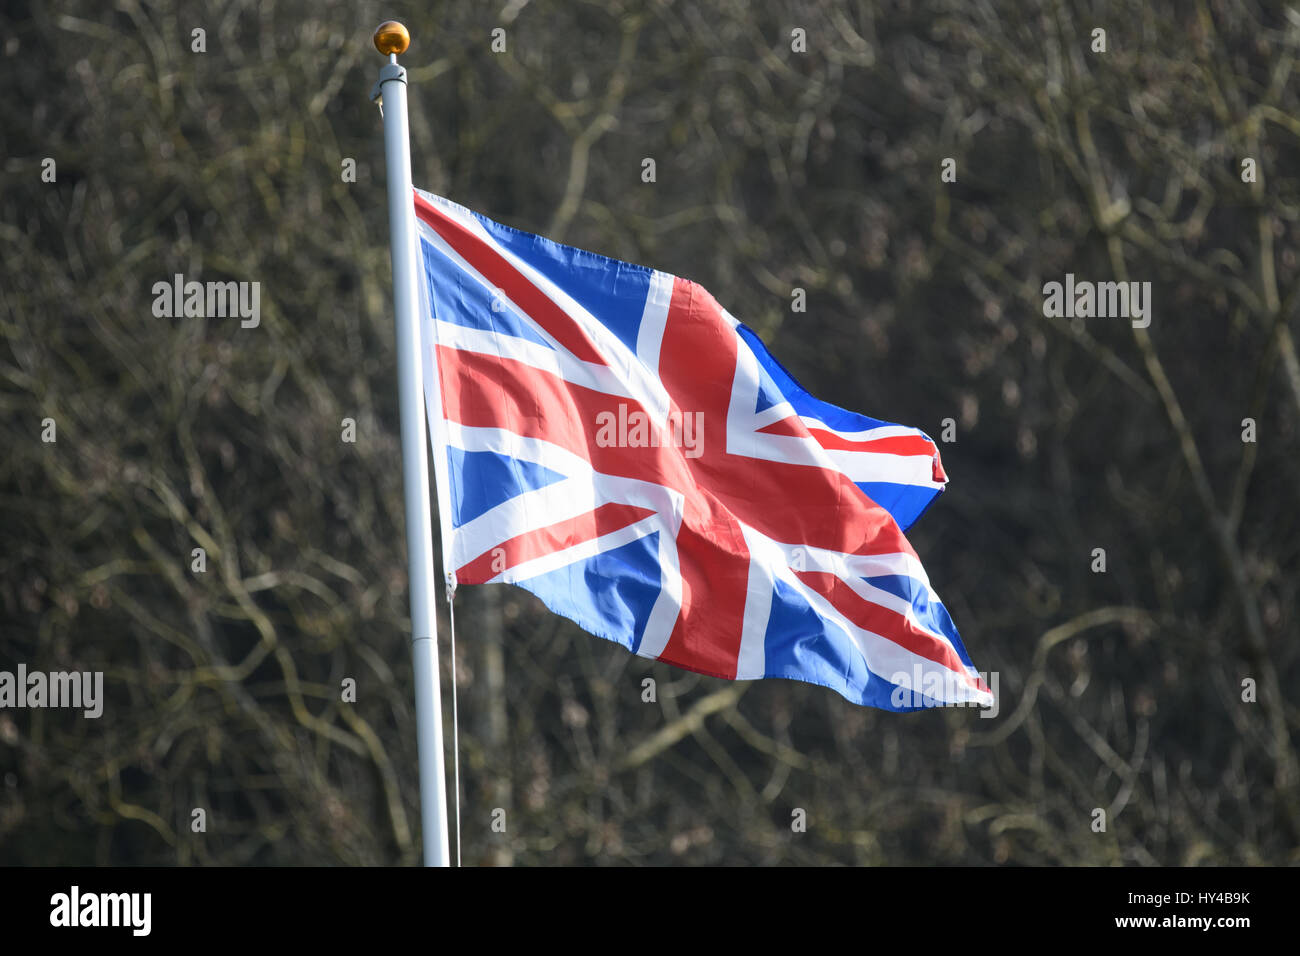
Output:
794,570,988,691
457,502,656,583
757,419,939,457
415,193,607,366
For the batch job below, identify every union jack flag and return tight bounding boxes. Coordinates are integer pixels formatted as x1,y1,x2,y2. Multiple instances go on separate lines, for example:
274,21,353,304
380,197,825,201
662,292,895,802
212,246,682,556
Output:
414,188,993,711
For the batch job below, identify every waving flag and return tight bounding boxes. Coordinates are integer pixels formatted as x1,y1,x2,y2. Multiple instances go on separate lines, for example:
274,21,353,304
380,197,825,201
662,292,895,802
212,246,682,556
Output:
414,188,992,711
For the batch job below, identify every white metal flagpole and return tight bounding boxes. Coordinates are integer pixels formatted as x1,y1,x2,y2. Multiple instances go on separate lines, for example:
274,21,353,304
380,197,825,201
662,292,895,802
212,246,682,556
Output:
371,20,451,868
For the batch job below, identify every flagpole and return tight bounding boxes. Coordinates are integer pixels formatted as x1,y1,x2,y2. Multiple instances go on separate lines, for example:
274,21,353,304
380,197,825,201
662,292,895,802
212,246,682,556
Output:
371,20,451,867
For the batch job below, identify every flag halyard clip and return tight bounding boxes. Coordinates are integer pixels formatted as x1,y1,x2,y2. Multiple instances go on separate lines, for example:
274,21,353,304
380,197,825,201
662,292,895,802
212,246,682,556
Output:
371,62,406,117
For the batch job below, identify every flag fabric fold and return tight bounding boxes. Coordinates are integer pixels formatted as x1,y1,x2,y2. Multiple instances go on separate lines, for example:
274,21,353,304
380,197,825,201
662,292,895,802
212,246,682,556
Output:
414,187,991,711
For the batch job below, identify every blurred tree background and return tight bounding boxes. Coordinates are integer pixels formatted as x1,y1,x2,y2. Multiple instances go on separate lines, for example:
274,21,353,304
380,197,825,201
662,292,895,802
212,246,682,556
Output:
1,0,1297,865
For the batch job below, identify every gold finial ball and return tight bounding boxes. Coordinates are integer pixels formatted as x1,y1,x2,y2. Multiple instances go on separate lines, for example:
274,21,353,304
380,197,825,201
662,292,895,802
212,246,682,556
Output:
373,21,410,56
